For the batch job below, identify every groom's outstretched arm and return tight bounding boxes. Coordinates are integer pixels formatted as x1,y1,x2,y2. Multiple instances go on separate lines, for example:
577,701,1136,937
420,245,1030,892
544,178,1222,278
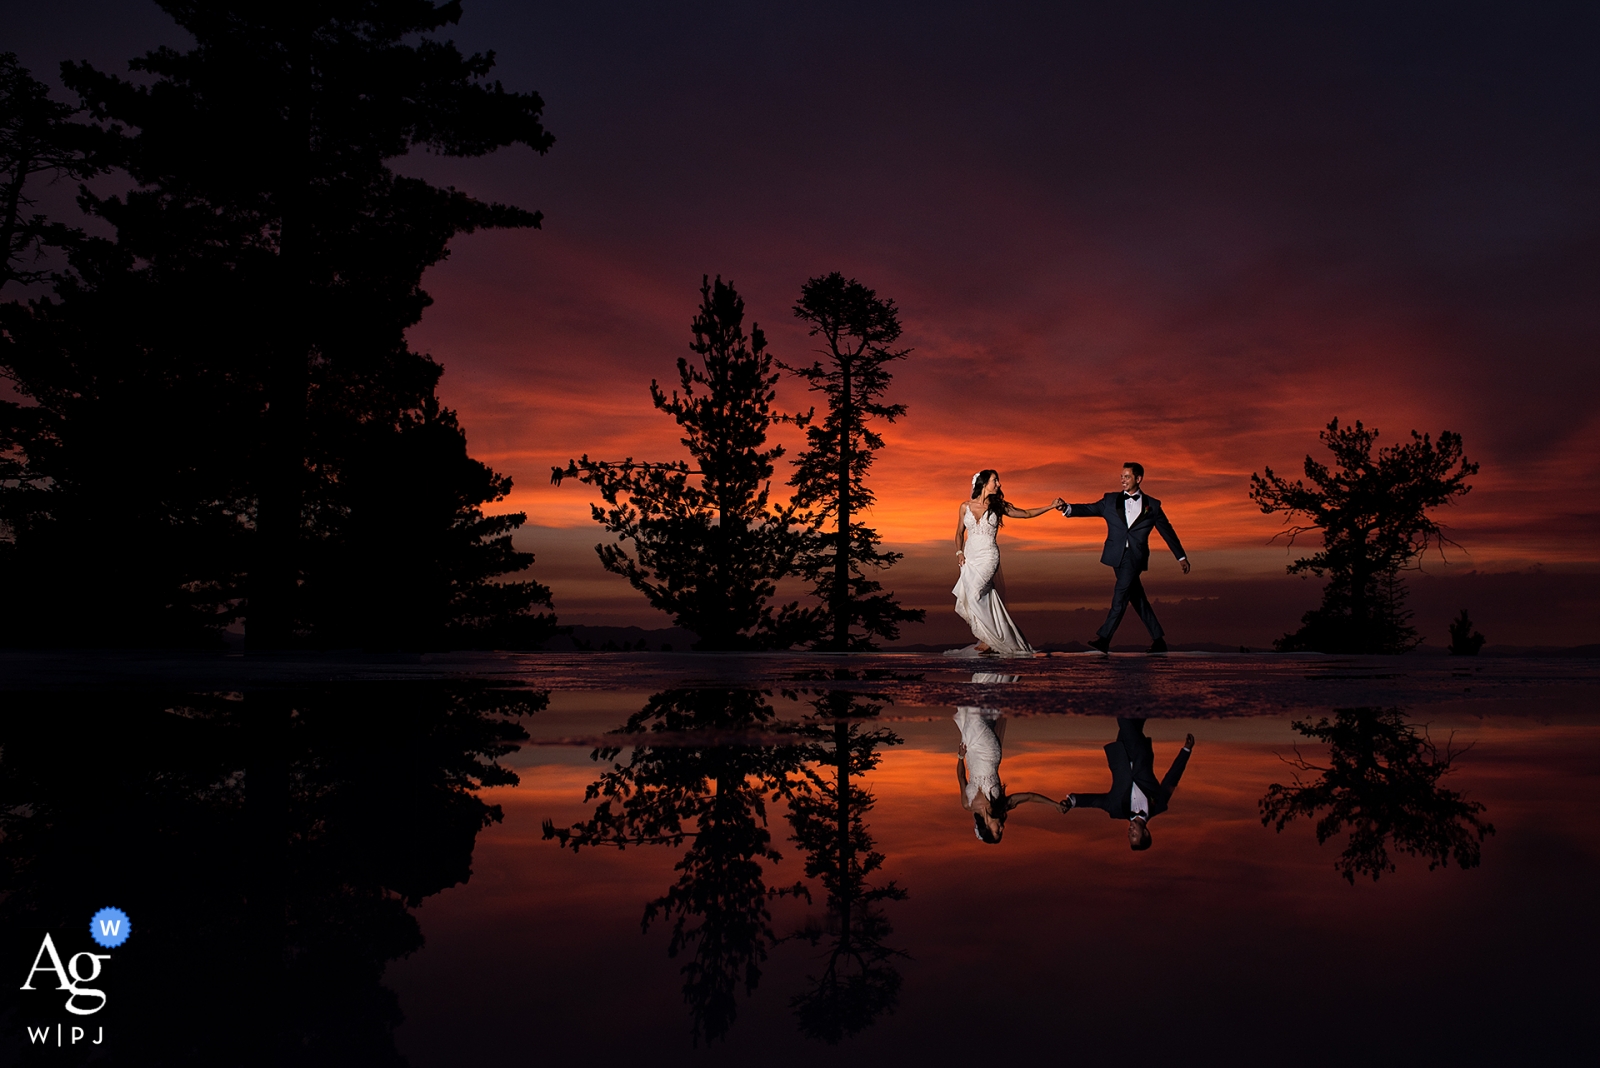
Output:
1161,734,1194,795
1062,496,1107,518
1069,791,1116,812
1152,505,1189,567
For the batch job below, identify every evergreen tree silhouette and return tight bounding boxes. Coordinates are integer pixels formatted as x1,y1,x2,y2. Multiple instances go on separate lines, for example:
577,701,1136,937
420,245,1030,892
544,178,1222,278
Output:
1250,418,1477,653
1447,608,1486,656
557,276,816,649
0,52,98,290
0,3,557,649
783,272,923,650
1259,707,1494,883
1,245,262,645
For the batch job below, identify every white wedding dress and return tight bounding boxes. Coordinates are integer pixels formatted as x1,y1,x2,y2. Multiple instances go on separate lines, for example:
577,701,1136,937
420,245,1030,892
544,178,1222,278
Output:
954,707,1004,808
949,504,1035,657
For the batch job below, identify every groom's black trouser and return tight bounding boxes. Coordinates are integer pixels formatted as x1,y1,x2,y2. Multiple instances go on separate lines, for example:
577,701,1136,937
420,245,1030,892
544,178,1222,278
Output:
1097,558,1164,642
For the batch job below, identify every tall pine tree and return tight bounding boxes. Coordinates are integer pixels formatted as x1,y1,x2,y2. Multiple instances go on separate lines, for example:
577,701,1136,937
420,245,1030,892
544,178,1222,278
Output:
0,53,98,290
0,2,557,649
783,272,923,651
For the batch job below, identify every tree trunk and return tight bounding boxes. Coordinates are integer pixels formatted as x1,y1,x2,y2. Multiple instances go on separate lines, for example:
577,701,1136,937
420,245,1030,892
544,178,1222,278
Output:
245,689,289,1065
1350,531,1368,641
251,296,307,649
248,39,311,651
0,151,34,289
834,722,851,935
834,359,852,650
252,217,305,652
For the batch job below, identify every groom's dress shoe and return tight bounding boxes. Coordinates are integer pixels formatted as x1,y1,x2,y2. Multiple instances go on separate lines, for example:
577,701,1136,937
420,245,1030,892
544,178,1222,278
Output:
1147,638,1168,654
1088,636,1111,654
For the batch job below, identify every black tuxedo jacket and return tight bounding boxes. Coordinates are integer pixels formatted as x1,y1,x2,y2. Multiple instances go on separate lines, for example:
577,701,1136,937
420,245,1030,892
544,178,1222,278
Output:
1074,717,1191,820
1066,492,1186,572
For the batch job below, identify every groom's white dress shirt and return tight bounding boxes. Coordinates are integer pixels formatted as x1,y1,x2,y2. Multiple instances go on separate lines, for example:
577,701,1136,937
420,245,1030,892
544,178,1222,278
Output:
1129,743,1192,821
1123,492,1142,545
1119,491,1186,564
1129,767,1150,820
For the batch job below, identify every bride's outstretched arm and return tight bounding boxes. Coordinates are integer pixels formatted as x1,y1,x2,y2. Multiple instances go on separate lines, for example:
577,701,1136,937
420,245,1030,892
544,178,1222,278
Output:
1003,498,1066,519
1005,791,1061,809
955,505,968,568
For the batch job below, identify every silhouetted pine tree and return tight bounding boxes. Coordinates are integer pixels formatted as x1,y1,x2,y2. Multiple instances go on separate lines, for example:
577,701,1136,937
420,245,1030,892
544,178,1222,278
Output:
0,2,557,649
783,272,923,651
301,393,556,651
1448,608,1486,656
557,276,816,650
0,52,98,290
1250,418,1477,654
1,238,260,645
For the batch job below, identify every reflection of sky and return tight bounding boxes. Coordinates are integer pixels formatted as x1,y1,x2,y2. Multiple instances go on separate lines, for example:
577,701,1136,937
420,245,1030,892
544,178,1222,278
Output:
5,3,1600,643
389,705,1597,1064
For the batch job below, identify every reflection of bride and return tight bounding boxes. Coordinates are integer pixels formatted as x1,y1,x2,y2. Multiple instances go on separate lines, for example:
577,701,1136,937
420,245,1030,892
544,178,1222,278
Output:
949,470,1060,657
955,704,1059,844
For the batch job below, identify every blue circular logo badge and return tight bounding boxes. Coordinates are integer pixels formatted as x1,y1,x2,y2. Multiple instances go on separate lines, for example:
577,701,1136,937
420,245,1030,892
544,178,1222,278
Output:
90,907,131,948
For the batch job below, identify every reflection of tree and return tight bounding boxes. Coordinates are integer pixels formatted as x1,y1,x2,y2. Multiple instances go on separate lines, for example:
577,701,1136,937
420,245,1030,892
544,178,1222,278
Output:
785,686,907,1044
283,682,541,1060
0,691,245,1064
543,689,806,1044
0,680,540,1065
544,679,911,1045
1260,707,1495,883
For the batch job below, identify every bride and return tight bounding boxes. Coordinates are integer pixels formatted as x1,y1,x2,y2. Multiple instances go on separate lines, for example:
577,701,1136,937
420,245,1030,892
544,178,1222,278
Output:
950,470,1061,657
956,703,1062,843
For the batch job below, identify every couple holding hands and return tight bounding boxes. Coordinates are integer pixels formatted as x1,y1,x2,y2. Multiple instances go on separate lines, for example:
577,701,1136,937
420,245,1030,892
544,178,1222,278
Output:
951,462,1190,657
958,706,1195,851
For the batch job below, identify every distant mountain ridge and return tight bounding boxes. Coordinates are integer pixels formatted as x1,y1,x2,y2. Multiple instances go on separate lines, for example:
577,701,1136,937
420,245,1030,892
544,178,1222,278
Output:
544,625,700,651
548,630,1600,657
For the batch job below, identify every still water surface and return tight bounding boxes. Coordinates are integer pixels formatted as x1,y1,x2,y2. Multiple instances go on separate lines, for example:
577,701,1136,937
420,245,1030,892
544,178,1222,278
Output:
0,652,1594,1065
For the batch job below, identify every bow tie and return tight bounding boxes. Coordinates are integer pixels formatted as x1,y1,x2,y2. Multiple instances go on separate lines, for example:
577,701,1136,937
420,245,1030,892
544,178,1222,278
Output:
1123,493,1141,502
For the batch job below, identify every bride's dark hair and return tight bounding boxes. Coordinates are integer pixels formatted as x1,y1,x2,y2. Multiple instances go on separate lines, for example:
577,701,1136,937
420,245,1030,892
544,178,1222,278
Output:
974,784,1009,844
970,469,1005,527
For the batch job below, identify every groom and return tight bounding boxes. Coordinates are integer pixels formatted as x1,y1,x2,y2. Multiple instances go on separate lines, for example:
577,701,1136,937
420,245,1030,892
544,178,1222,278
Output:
1060,462,1189,654
1064,718,1194,851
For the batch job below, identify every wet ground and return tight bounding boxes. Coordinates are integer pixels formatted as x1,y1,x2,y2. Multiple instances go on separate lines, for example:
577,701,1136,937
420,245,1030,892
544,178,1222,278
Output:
1,651,1595,1065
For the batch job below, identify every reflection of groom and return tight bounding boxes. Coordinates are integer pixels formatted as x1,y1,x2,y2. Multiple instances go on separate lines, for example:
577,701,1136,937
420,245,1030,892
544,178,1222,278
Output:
1064,718,1194,851
1060,462,1189,654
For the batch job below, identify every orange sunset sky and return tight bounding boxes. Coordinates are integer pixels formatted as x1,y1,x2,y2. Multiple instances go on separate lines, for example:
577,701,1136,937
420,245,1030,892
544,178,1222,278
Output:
13,1,1600,646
